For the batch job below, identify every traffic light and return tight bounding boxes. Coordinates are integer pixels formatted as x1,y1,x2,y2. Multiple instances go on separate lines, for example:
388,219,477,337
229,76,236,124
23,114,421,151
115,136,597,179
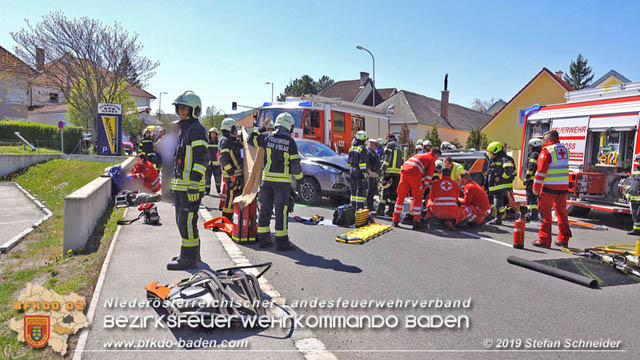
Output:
232,102,237,111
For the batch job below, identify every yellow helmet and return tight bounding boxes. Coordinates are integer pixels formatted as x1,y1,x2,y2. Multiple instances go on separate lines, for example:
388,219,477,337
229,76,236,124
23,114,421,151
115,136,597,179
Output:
487,141,503,154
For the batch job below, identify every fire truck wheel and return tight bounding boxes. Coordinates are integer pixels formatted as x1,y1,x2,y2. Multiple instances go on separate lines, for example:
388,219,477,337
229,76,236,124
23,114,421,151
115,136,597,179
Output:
567,205,591,217
297,177,321,205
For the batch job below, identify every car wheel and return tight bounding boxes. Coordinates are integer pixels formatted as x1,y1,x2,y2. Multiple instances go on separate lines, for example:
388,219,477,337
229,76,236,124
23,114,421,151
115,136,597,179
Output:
567,205,590,217
297,177,321,205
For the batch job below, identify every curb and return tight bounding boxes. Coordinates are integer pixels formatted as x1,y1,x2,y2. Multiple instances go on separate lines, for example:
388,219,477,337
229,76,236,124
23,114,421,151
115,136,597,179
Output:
0,182,53,253
72,207,128,360
198,207,338,360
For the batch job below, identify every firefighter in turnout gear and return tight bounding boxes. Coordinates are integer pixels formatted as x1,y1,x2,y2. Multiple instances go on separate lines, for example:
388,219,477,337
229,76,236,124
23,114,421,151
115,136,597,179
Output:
486,141,515,225
140,129,155,159
524,138,543,221
366,138,381,211
376,134,403,216
219,118,244,222
249,113,303,250
532,130,571,248
348,131,369,210
626,154,640,235
393,148,442,229
167,91,208,270
206,127,222,195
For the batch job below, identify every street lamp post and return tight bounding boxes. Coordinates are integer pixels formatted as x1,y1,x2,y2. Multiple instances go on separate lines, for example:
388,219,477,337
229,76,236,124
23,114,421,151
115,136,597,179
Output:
158,91,168,123
356,45,376,107
265,82,274,104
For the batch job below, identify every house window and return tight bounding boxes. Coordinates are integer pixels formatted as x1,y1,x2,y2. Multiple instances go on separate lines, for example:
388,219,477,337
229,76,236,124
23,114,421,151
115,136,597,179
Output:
49,93,59,103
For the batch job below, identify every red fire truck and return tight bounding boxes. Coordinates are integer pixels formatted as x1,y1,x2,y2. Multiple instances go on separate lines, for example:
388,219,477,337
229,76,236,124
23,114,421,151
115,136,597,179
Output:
256,95,389,153
520,82,640,216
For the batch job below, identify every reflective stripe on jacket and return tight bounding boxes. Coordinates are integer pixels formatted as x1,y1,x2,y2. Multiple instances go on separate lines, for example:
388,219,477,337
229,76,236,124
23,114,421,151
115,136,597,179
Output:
532,141,569,193
248,126,302,183
170,117,208,192
381,140,403,175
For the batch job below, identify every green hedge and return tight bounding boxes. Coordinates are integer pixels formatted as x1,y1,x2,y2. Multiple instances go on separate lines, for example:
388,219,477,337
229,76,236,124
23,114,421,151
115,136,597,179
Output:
0,119,84,153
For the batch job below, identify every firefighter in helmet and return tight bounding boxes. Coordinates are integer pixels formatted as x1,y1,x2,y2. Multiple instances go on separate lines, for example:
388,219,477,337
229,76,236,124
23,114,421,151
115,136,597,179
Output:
524,138,543,221
206,127,222,195
140,129,155,160
423,140,432,153
348,130,369,210
441,141,452,151
219,118,244,222
167,90,208,270
486,141,515,225
626,153,640,235
376,134,403,216
249,113,303,250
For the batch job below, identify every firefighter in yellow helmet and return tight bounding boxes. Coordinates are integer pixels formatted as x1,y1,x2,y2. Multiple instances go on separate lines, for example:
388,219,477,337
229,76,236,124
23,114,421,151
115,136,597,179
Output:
486,141,515,225
167,91,207,270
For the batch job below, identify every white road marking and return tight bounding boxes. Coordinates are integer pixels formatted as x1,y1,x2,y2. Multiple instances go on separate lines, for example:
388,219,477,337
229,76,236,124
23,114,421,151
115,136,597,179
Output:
0,219,37,225
460,231,513,248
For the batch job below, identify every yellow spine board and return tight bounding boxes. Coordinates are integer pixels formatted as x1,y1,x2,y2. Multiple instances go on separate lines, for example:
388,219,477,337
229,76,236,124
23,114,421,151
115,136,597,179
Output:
336,223,392,244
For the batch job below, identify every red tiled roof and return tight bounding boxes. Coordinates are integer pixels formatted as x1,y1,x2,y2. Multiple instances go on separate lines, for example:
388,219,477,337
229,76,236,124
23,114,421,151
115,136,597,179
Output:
0,46,35,74
128,85,156,99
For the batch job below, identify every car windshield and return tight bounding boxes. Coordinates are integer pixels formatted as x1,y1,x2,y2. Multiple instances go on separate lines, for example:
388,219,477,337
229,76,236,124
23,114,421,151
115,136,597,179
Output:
297,141,336,157
258,108,303,128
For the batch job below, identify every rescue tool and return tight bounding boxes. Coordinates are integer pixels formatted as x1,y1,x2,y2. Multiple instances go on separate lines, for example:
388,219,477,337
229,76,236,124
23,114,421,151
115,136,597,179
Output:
561,247,640,278
145,263,272,327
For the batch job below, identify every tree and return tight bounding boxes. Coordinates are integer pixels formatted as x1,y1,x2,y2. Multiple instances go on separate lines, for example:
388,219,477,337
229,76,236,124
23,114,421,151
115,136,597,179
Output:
563,54,594,90
277,74,334,101
11,11,159,134
465,127,489,150
424,121,442,148
470,97,498,113
202,114,224,133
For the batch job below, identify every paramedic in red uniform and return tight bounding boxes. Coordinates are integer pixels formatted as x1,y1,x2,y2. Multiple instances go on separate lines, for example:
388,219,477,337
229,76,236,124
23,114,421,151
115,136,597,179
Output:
458,170,491,226
532,130,571,248
426,167,462,230
128,154,161,192
392,147,441,230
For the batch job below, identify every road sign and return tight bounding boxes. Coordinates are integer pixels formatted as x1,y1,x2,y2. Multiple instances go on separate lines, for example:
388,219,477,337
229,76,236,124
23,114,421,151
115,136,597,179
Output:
57,120,65,130
97,103,122,156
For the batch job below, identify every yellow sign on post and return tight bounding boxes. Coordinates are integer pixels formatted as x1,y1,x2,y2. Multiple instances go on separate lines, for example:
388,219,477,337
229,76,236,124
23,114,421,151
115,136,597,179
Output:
101,115,117,154
97,103,122,155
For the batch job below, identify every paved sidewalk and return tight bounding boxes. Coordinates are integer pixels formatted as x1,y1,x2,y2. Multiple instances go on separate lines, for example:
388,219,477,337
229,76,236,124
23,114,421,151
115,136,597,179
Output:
0,182,47,249
78,200,302,360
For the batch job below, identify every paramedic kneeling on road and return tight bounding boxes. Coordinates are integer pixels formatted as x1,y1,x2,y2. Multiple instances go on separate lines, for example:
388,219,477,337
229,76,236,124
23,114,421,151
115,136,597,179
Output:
426,167,461,230
458,171,491,227
249,113,303,251
532,130,571,248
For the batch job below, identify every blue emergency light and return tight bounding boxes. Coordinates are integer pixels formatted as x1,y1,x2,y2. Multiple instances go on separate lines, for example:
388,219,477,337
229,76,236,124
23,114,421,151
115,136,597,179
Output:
299,101,312,107
263,102,271,107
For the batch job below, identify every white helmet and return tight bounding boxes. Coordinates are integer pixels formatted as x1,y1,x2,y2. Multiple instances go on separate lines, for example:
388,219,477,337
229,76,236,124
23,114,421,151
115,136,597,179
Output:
355,130,368,141
416,139,424,146
415,144,424,151
450,144,457,150
221,118,237,132
209,127,218,134
424,140,432,147
435,159,444,171
529,138,543,147
441,141,451,150
377,138,384,145
275,112,295,130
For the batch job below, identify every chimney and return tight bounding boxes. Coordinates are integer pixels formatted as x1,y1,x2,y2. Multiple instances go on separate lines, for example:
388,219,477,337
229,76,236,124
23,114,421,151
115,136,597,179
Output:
440,73,449,120
35,48,45,71
359,72,370,87
555,71,564,78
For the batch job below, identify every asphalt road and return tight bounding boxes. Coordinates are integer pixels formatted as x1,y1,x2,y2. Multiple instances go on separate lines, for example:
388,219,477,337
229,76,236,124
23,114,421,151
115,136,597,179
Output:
203,194,640,360
0,182,44,247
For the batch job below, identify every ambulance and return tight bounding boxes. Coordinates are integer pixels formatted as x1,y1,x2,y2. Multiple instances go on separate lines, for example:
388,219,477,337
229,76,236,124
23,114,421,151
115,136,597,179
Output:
521,82,640,216
256,94,390,153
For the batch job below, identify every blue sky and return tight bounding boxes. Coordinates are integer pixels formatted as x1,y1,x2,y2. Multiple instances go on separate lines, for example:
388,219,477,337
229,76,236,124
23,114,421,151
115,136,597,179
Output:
1,0,638,115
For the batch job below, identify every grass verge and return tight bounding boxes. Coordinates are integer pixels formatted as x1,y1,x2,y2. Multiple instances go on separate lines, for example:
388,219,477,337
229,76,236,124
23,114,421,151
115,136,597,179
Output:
0,146,60,155
0,159,122,360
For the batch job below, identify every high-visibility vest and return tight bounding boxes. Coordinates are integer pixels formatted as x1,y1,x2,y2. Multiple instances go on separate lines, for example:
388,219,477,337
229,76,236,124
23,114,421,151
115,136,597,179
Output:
539,143,569,189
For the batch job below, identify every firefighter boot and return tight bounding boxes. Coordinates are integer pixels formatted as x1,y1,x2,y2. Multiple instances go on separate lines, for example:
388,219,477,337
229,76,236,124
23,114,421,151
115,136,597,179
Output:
375,202,386,216
275,236,295,251
488,213,503,225
258,232,274,248
167,246,200,270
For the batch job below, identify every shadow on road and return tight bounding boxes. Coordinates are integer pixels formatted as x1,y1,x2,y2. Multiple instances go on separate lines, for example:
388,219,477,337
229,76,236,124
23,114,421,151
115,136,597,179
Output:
257,243,362,274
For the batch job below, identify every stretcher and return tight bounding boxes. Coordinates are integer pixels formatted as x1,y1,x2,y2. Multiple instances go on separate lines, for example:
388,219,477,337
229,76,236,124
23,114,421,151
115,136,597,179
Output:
335,223,392,244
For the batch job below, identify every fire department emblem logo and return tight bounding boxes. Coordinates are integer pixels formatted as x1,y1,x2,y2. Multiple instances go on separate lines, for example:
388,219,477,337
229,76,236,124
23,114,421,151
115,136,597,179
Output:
440,181,452,191
24,315,50,348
